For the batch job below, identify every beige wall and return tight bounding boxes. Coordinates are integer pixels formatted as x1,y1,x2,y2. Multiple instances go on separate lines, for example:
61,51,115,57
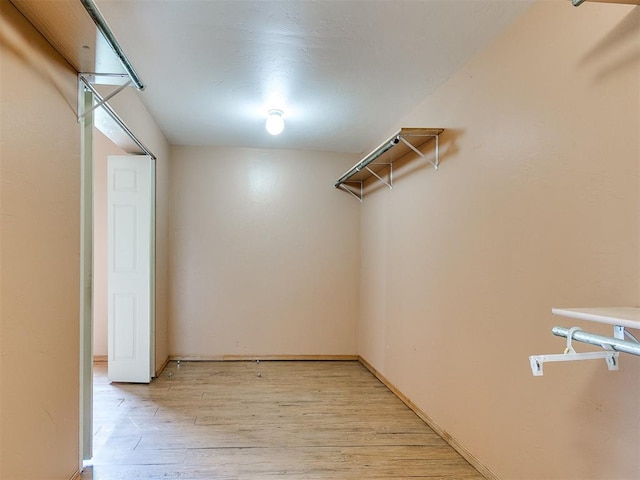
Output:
2,1,636,479
169,146,360,357
359,2,639,479
92,130,127,357
0,1,81,478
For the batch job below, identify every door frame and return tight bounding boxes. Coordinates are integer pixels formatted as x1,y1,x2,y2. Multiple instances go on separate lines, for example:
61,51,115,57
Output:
79,82,157,468
79,88,93,465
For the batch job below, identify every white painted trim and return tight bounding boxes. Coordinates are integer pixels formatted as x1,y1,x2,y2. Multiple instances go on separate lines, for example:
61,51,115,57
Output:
78,86,94,467
169,354,359,362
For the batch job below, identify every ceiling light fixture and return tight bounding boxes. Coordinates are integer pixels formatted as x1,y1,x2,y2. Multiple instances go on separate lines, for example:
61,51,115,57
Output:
266,109,284,135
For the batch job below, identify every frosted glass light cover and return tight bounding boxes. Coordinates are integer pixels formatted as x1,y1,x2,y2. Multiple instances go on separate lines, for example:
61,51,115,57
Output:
266,110,284,135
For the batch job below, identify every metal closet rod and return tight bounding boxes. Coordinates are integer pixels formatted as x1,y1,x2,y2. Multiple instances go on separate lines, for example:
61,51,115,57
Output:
552,326,640,356
80,0,144,90
334,134,400,187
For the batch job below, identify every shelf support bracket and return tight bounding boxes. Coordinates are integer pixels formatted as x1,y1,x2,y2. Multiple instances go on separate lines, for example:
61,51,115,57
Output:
78,76,132,120
399,134,440,170
624,328,640,343
78,74,157,160
338,182,363,202
364,164,393,190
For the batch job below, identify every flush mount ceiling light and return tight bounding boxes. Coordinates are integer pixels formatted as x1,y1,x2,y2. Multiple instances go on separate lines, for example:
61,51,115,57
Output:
266,109,284,135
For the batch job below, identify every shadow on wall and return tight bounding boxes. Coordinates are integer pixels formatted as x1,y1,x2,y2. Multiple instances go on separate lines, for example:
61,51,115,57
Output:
359,128,465,198
580,7,640,82
574,357,640,477
0,9,77,112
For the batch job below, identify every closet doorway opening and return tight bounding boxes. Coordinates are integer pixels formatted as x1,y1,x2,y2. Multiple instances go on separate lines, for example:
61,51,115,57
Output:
79,79,157,466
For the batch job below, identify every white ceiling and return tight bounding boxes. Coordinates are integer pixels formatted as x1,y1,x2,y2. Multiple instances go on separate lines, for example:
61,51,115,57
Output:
19,0,533,154
91,0,534,153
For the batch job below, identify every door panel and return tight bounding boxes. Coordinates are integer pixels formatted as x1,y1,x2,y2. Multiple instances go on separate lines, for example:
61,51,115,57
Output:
107,155,153,383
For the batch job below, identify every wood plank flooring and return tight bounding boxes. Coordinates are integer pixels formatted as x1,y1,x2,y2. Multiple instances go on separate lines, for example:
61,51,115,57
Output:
81,361,484,479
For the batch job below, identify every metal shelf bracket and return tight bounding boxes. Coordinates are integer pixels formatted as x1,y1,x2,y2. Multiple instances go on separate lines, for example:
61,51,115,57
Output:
398,135,439,170
78,74,132,120
364,163,393,190
338,182,364,202
78,73,156,160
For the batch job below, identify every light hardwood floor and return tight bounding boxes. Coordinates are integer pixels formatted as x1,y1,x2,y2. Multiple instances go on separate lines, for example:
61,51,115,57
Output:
82,361,484,479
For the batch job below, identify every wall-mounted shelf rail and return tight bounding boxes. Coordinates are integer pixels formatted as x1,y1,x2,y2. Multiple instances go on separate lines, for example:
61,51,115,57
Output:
572,0,640,7
334,128,443,202
529,307,640,376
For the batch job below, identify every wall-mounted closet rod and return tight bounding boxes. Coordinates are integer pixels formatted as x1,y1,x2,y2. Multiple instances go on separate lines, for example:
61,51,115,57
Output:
334,136,399,187
552,326,640,356
79,76,156,160
572,0,640,6
80,0,144,90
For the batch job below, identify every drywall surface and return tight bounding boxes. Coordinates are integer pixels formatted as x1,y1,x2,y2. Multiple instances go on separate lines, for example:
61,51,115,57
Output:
358,2,639,479
169,146,360,357
103,88,171,374
0,1,81,478
93,130,127,357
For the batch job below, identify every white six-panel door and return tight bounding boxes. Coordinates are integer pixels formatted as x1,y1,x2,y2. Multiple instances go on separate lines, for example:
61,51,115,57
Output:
107,155,153,383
